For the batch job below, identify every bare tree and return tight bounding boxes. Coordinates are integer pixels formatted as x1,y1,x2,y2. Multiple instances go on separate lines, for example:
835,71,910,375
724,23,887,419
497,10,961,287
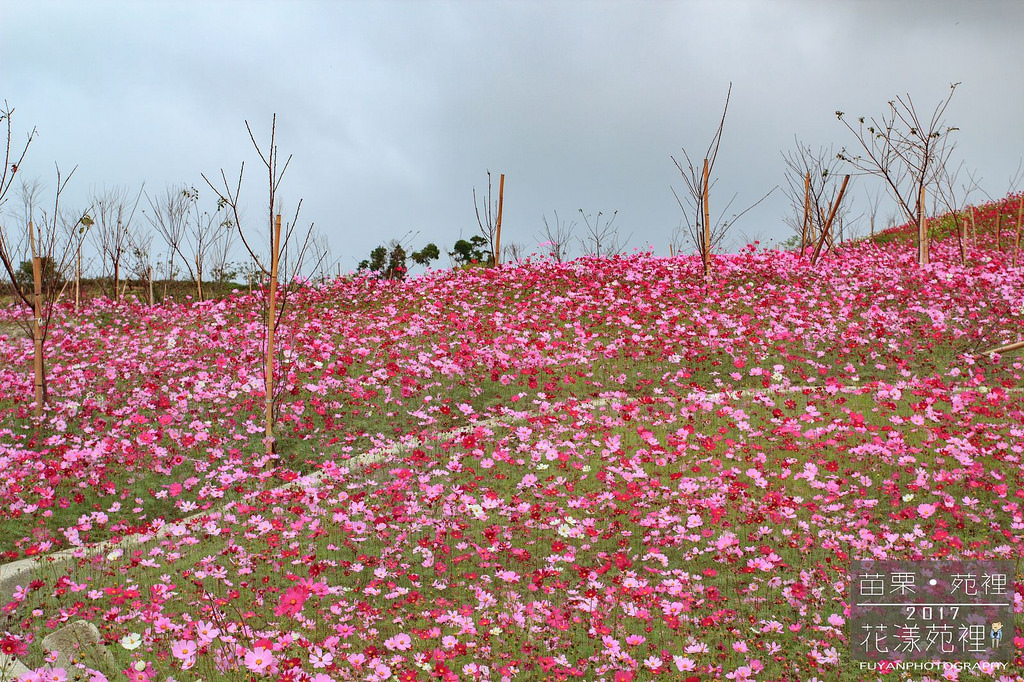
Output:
578,209,624,257
0,151,91,413
184,187,233,301
502,242,527,264
0,102,35,286
781,138,853,255
91,185,144,299
934,162,982,265
672,84,775,276
126,226,155,305
145,184,190,300
203,115,324,454
837,82,960,266
537,211,575,262
473,170,501,266
208,213,238,285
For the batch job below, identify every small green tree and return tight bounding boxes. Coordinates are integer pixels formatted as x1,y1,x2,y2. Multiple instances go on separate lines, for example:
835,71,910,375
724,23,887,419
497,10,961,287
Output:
411,242,440,267
358,245,389,273
361,240,440,279
385,243,407,279
449,235,492,266
15,256,63,293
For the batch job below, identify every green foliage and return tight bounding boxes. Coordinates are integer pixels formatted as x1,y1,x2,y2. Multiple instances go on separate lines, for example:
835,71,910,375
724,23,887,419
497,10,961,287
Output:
210,261,240,284
15,256,64,293
386,243,407,279
359,241,441,279
410,242,440,267
449,235,493,266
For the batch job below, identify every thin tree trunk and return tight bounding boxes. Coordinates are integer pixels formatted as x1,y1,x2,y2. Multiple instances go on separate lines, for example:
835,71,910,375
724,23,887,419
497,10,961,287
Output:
195,253,204,302
75,245,81,312
28,221,45,416
801,172,810,256
702,159,711,279
265,214,282,455
1014,195,1023,267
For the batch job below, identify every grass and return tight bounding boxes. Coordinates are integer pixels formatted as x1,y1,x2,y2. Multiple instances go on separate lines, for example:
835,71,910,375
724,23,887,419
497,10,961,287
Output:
11,379,1023,680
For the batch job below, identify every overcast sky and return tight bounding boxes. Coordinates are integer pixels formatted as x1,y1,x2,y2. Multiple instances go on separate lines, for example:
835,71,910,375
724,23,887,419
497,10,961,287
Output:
2,0,1023,275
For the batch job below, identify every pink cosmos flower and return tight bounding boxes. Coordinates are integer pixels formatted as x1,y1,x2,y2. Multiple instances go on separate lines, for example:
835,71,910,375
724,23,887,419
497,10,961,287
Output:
244,647,277,674
274,585,310,617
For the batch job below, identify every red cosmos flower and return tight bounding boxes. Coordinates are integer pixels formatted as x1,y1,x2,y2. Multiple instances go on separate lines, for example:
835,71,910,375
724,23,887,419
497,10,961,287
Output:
0,636,27,657
274,585,310,617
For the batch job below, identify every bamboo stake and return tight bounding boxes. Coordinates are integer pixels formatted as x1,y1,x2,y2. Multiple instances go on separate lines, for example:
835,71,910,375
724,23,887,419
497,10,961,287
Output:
494,173,505,266
702,159,711,278
970,206,977,246
996,213,1002,252
810,175,850,265
265,214,282,455
975,339,1024,358
148,265,154,306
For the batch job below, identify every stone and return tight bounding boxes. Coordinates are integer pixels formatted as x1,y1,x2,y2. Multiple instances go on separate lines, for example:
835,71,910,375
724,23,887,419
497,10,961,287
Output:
0,652,32,680
41,620,116,681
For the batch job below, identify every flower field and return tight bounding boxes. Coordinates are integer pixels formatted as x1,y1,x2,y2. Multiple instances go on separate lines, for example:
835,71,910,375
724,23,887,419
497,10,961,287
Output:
2,198,1024,681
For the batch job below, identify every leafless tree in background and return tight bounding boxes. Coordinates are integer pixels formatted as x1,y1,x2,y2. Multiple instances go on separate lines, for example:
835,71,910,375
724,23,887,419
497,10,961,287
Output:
145,184,190,299
782,138,852,254
90,185,144,300
672,84,774,275
126,226,155,304
502,242,527,264
538,210,575,262
183,187,235,301
578,209,625,258
208,213,238,284
473,170,500,266
0,114,91,412
934,163,983,265
0,101,35,289
837,82,960,266
203,114,324,454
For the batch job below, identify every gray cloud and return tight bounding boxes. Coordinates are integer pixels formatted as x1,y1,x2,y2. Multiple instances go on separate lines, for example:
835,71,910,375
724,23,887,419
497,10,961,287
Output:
2,0,1022,272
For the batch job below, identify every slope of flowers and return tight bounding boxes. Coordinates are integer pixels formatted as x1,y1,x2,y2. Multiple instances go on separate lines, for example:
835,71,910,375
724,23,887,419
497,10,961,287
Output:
1,226,1023,680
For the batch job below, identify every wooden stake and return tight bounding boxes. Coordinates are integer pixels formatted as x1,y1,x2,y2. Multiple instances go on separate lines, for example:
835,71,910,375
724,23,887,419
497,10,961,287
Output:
976,338,1024,358
810,175,850,265
970,206,977,246
265,214,282,455
996,213,1002,252
494,173,505,266
702,159,711,278
148,265,154,306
